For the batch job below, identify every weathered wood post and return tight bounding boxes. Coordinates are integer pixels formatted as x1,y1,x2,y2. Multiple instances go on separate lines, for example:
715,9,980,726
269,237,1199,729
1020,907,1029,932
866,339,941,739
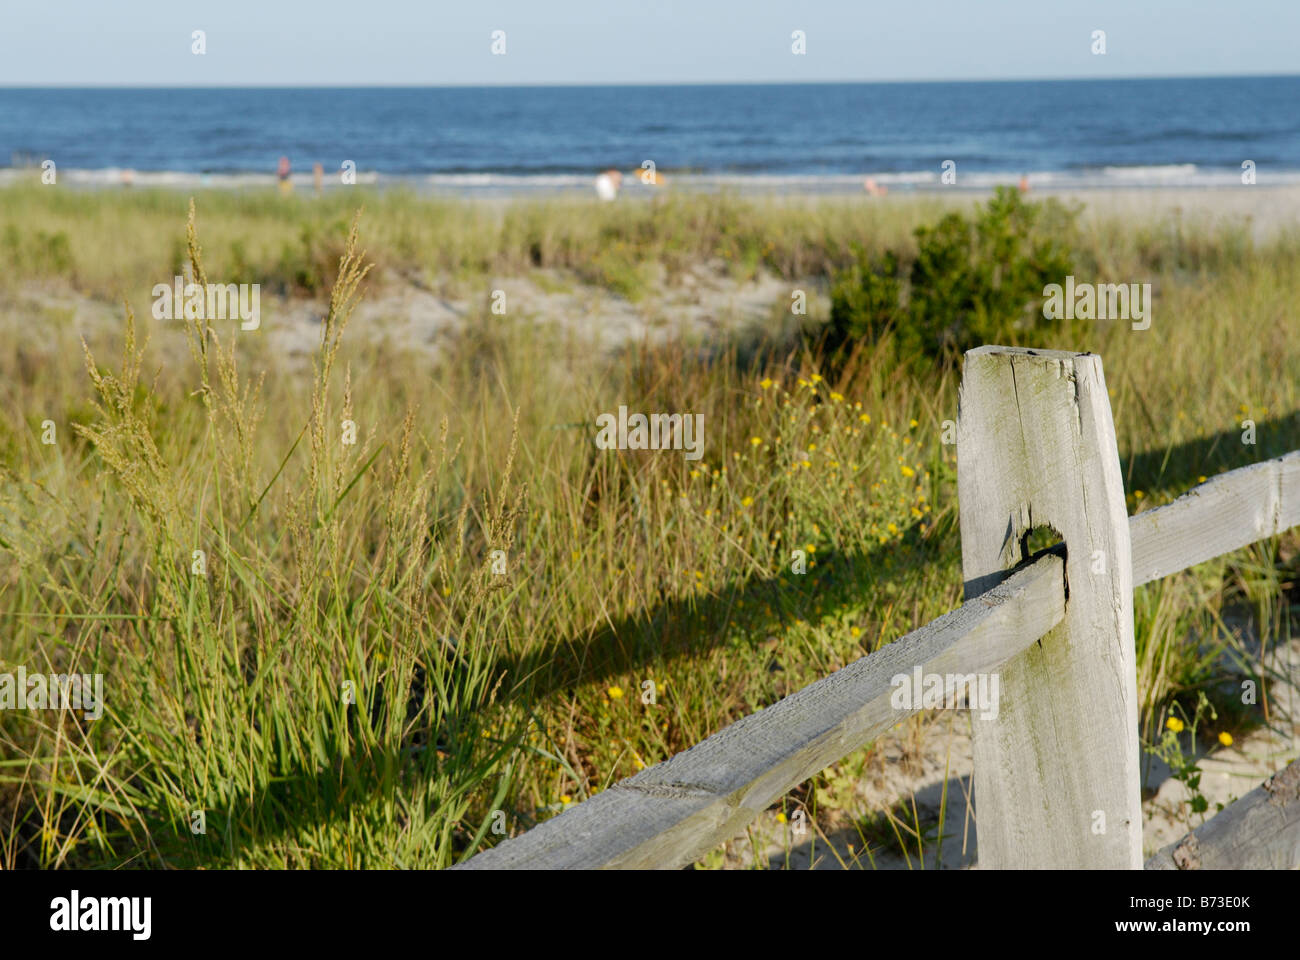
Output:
958,347,1141,868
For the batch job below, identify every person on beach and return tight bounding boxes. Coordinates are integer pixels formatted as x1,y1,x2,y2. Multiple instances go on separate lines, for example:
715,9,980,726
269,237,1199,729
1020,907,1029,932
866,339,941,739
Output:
278,155,293,195
313,162,323,195
863,176,887,197
1018,173,1030,193
594,168,622,201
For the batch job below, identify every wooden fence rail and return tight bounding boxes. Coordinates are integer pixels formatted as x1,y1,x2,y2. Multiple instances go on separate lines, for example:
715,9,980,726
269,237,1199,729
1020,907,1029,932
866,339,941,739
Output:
1145,759,1300,870
459,346,1300,870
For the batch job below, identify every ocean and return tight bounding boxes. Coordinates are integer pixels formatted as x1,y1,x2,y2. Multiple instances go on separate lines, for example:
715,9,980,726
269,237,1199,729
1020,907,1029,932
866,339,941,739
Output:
2,76,1298,193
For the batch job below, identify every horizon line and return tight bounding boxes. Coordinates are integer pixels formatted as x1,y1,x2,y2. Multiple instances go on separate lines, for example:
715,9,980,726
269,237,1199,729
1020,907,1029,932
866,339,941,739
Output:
2,71,1298,90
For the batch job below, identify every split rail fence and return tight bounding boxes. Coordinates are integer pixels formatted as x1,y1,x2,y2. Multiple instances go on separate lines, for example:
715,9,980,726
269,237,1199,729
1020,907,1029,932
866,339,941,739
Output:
461,346,1300,870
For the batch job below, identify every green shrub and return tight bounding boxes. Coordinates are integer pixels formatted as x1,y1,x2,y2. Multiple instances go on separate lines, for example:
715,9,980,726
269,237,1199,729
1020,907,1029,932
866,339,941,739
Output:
824,187,1080,366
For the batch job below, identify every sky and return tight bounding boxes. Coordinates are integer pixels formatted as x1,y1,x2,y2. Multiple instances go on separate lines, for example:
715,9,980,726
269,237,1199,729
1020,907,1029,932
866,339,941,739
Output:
1,1,1294,86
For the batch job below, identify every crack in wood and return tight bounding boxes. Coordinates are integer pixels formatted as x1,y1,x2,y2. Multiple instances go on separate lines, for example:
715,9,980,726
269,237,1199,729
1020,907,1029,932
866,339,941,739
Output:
615,780,720,800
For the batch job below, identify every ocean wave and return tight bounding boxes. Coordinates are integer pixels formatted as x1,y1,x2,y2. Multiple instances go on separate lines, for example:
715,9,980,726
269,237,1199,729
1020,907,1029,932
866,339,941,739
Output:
1099,164,1200,181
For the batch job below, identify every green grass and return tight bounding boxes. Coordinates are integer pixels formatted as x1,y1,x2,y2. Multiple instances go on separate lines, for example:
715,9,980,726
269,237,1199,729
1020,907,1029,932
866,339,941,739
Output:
0,180,957,305
0,184,1297,868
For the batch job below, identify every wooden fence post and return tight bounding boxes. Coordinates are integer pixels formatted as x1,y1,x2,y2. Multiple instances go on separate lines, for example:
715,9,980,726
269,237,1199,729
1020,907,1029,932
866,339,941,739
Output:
958,347,1141,868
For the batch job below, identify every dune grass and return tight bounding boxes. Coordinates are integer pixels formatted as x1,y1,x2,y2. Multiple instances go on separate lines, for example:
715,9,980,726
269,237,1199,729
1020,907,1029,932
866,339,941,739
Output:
0,180,960,305
0,184,1297,868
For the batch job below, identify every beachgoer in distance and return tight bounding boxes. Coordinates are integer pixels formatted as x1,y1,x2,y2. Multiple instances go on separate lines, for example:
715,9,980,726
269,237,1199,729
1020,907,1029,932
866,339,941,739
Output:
863,176,887,197
594,168,622,201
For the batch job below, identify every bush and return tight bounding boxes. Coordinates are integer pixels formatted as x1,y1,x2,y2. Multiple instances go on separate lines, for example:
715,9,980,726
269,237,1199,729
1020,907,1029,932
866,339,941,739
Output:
824,187,1080,366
